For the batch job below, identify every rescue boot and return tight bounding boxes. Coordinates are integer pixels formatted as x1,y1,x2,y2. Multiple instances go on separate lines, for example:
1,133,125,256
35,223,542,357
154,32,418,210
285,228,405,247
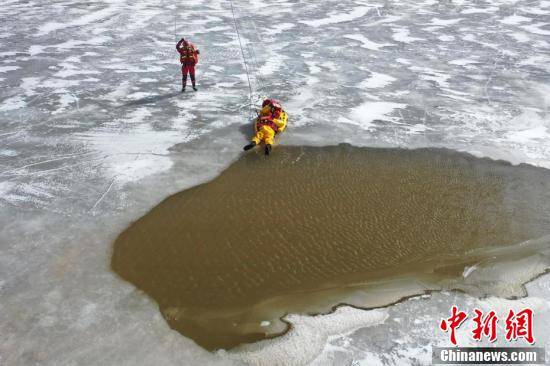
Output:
264,144,272,156
243,142,256,151
191,75,197,91
181,86,186,93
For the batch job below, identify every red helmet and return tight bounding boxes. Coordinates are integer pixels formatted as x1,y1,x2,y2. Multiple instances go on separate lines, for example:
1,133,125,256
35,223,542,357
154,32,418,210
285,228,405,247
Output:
262,98,282,109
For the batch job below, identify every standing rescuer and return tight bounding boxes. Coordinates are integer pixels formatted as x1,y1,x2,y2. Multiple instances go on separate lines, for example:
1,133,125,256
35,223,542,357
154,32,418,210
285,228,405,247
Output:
176,38,200,92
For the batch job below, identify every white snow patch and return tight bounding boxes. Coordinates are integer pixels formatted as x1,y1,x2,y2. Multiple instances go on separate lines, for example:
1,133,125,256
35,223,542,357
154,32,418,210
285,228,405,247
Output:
477,297,548,317
0,66,20,73
264,23,295,36
0,149,18,157
369,15,403,25
508,126,548,143
37,6,120,36
411,67,451,88
0,181,16,200
359,72,396,89
74,122,190,184
419,73,450,88
505,111,550,143
407,124,429,134
111,156,174,184
103,81,132,102
54,69,100,78
305,61,321,74
521,22,550,35
0,95,26,112
460,6,498,14
509,32,530,43
232,306,388,366
518,6,550,15
519,55,550,72
438,35,455,42
28,45,46,56
55,93,79,113
352,353,385,366
259,56,287,76
49,37,111,52
439,93,473,103
301,6,371,27
126,92,154,100
41,78,81,89
73,303,98,330
500,14,532,25
349,102,406,129
392,28,424,43
343,34,393,51
430,18,463,26
125,108,152,124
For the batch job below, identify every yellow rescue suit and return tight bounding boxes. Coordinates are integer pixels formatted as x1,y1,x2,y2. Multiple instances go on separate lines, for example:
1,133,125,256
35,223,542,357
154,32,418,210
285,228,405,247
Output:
251,105,288,146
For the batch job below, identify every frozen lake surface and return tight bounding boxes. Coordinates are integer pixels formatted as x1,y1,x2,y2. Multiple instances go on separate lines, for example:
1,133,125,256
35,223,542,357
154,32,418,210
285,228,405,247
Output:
1,0,550,365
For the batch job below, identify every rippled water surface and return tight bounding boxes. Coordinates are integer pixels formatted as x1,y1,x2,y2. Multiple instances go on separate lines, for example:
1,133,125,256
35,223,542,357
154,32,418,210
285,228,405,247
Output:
112,145,550,350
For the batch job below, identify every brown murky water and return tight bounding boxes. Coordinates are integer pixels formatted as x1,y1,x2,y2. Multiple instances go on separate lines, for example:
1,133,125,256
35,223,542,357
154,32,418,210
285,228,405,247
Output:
112,145,550,350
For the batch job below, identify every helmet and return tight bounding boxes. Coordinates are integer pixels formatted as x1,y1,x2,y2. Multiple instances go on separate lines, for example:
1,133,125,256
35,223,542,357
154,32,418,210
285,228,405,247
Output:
262,99,282,109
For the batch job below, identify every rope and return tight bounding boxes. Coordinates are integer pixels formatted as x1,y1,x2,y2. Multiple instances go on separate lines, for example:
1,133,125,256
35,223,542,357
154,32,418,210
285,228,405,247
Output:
174,2,178,89
228,0,254,120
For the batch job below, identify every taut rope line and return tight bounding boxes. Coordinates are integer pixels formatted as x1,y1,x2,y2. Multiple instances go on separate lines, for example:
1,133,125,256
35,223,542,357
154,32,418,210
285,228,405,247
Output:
228,0,254,119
